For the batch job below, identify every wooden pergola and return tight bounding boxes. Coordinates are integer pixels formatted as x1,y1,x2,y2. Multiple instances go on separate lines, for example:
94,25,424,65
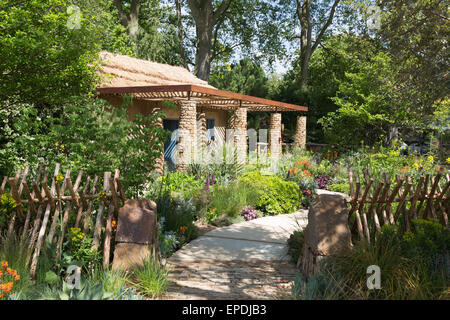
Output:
97,84,308,112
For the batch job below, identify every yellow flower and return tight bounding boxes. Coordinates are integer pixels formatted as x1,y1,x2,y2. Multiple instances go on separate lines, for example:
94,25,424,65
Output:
446,157,450,164
413,163,420,170
427,156,434,163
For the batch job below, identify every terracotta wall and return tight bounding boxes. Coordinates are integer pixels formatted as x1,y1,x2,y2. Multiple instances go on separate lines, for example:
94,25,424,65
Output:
100,96,228,127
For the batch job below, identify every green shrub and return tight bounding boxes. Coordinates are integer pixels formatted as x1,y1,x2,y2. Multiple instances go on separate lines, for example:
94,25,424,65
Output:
0,193,17,230
240,171,301,215
155,194,197,246
128,255,169,299
156,172,202,199
328,182,350,194
208,182,258,219
295,223,450,300
287,230,305,263
1,97,169,198
402,219,450,273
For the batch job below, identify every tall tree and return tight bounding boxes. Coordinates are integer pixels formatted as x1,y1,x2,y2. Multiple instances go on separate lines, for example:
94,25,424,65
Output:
378,0,449,120
175,0,188,68
295,0,340,91
187,0,233,80
114,0,140,48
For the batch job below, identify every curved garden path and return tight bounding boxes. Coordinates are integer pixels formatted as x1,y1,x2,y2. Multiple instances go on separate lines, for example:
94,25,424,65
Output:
163,210,308,300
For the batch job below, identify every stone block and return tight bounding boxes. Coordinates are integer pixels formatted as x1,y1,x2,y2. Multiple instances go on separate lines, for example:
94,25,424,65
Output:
112,243,153,271
299,193,352,277
112,199,158,271
115,199,157,244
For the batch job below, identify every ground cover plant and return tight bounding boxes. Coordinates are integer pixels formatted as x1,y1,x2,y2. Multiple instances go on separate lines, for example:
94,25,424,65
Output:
291,220,450,300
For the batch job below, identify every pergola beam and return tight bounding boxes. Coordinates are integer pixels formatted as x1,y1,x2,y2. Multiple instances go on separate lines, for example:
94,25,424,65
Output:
97,84,308,112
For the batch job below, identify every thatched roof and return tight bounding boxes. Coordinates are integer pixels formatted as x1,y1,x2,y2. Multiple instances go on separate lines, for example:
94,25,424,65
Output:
98,51,214,88
97,51,308,112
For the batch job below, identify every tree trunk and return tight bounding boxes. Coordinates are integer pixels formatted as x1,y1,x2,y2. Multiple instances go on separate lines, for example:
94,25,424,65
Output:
187,0,232,81
114,0,140,49
175,0,188,68
296,0,340,92
195,24,213,81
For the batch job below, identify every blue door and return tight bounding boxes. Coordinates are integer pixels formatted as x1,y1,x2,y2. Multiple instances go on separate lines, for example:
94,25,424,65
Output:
206,118,215,141
163,119,179,170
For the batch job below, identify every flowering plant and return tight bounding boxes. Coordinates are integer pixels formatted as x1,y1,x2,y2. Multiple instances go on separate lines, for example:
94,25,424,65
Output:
205,208,219,224
0,261,20,299
314,176,330,189
239,206,259,221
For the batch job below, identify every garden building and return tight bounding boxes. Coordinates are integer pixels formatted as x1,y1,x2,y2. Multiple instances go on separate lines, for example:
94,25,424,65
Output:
97,51,308,172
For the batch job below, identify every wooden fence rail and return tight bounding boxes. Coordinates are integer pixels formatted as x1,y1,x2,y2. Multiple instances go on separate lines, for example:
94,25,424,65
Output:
346,168,449,243
0,163,127,279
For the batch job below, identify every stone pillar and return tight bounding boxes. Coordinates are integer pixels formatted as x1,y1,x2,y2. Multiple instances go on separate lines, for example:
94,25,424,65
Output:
294,115,307,149
269,113,282,160
229,107,247,164
299,192,352,277
151,107,164,175
112,199,158,271
176,101,197,171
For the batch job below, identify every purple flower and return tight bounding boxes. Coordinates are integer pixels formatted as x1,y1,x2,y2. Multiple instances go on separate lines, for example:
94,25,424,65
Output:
239,206,259,221
211,171,215,185
314,176,330,189
205,173,210,191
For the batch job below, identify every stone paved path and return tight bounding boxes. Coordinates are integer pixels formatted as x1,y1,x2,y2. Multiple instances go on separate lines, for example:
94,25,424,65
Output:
163,210,308,300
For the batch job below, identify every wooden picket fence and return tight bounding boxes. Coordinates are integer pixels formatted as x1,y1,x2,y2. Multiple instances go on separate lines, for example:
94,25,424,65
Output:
346,168,449,243
0,163,127,279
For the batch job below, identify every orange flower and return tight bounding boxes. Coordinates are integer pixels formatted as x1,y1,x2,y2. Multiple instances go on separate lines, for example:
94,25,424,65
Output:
14,275,20,281
303,170,311,177
1,261,7,268
179,226,188,234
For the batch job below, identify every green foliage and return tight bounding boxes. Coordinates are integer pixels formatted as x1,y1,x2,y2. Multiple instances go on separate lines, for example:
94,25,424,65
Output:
137,0,186,66
66,228,101,273
239,171,301,215
0,0,100,106
328,182,350,194
276,34,383,143
210,57,270,98
294,222,450,300
1,96,168,197
208,182,258,220
57,281,114,300
157,218,180,258
318,50,395,148
128,255,169,299
0,194,17,230
287,230,305,263
154,194,197,246
341,142,444,186
378,0,449,121
0,235,34,297
156,172,202,199
402,219,450,268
